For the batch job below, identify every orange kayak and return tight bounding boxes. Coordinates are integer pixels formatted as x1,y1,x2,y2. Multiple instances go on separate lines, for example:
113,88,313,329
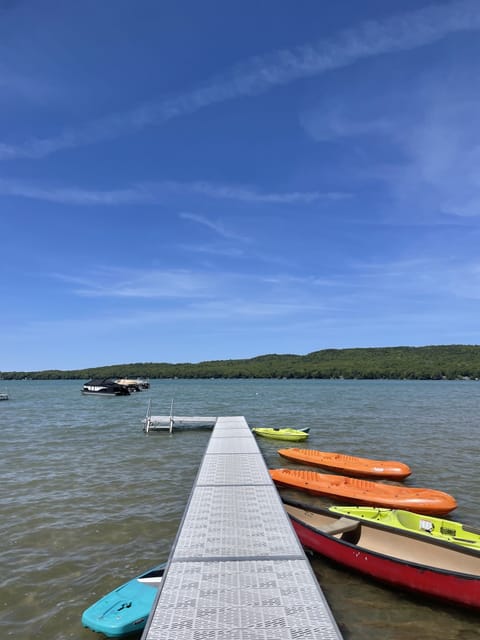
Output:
277,448,411,480
269,469,457,515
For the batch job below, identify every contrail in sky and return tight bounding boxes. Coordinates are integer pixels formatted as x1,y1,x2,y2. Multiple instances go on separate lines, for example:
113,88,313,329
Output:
0,0,478,160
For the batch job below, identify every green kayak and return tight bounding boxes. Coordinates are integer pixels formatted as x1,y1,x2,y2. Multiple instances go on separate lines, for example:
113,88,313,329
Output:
329,505,480,550
252,427,309,442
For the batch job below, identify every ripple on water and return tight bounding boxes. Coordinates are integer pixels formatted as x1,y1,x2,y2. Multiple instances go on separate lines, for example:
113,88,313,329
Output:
1,379,479,640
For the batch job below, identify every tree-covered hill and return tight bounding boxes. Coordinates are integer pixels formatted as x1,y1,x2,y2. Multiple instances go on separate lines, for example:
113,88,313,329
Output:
2,344,480,380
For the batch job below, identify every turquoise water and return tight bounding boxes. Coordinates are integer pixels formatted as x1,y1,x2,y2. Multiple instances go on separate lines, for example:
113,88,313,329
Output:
0,379,478,639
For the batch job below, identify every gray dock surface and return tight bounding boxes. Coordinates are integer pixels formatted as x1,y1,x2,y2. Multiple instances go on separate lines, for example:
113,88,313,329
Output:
142,416,343,640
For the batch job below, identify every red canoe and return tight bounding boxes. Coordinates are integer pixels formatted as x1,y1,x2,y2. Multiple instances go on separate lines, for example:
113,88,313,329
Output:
269,468,457,515
277,448,411,480
283,499,480,610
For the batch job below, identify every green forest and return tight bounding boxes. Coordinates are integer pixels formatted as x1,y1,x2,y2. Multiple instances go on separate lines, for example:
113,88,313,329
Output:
2,345,480,381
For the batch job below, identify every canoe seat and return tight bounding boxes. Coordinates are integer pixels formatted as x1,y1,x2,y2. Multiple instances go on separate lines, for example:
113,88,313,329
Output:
322,517,361,536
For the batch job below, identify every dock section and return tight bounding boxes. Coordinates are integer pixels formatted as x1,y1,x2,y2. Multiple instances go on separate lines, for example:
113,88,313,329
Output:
143,399,216,432
142,416,343,639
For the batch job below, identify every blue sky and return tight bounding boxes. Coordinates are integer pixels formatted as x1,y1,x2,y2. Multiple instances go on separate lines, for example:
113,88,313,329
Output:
2,0,480,371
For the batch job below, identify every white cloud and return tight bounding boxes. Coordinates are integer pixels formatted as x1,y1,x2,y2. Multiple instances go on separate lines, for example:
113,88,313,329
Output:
176,243,246,258
53,254,475,310
300,110,393,142
54,267,217,299
1,0,479,159
53,265,340,309
301,70,480,220
185,181,346,203
0,179,154,204
0,68,57,105
401,99,480,218
0,177,339,206
179,212,250,241
348,255,480,304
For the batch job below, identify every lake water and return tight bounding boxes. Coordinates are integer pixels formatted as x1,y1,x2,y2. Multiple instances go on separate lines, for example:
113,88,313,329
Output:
0,379,478,639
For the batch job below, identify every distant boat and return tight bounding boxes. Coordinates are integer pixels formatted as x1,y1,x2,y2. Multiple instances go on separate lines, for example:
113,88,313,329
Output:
283,499,480,610
277,448,411,480
82,562,166,637
329,505,480,550
81,378,130,396
269,468,457,515
252,427,309,442
0,391,8,401
115,377,150,392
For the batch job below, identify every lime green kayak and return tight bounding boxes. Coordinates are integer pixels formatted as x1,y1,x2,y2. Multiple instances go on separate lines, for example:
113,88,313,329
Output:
252,427,309,442
329,505,480,550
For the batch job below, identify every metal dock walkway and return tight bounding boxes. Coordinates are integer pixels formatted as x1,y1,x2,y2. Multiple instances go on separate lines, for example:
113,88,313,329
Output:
142,416,343,640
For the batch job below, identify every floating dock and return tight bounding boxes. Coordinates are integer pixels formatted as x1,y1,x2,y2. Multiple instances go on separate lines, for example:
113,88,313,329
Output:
143,399,216,433
142,416,343,639
144,415,217,433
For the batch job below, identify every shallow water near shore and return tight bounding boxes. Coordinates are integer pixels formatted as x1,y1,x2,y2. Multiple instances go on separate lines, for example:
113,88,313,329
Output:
0,378,478,639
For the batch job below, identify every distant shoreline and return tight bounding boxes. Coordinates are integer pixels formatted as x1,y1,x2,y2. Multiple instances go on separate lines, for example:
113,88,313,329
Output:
2,344,480,381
